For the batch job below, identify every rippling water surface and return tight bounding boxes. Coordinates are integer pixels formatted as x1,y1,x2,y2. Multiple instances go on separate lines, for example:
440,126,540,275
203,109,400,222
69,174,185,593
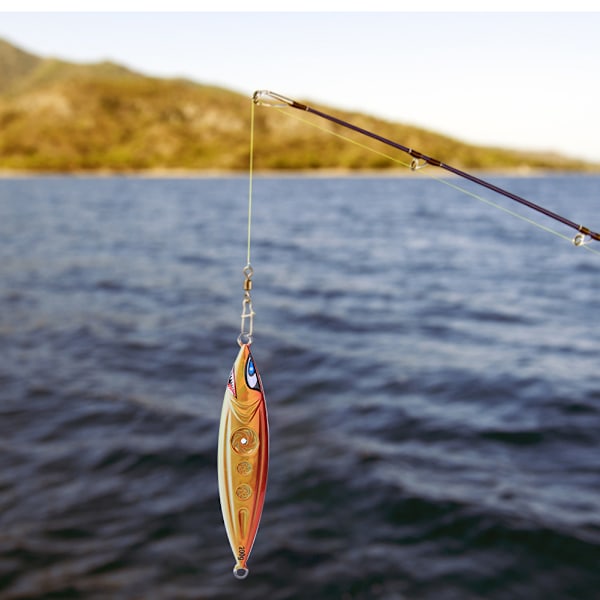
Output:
0,175,599,599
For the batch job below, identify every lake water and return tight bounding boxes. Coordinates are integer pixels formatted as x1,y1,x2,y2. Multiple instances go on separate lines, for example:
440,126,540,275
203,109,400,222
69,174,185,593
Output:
0,174,599,599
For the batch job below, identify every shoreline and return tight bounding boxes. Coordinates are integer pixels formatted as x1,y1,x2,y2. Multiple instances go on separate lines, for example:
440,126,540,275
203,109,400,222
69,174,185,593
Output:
1,167,599,179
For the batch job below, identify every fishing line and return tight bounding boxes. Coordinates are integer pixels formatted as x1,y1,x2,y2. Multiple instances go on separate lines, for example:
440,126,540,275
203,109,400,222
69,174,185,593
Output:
246,100,256,267
255,91,600,254
239,100,257,346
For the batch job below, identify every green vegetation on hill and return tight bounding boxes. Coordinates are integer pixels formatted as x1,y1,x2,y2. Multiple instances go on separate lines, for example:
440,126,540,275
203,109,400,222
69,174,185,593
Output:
0,38,596,173
0,38,42,94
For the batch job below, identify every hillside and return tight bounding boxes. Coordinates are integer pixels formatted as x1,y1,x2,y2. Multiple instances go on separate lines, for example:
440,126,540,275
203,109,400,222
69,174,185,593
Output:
0,38,596,173
0,38,42,94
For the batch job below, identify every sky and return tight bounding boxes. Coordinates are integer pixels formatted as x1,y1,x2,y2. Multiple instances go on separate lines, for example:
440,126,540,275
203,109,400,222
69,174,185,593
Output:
1,6,600,161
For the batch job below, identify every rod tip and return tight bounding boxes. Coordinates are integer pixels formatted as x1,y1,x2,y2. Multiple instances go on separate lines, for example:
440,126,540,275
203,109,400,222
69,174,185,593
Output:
252,90,299,108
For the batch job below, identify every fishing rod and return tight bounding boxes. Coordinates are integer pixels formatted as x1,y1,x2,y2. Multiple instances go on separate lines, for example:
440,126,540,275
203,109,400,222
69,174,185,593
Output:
253,90,600,247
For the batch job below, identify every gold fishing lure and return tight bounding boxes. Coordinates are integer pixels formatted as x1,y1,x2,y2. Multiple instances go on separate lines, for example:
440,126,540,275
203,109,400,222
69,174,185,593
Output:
218,342,268,579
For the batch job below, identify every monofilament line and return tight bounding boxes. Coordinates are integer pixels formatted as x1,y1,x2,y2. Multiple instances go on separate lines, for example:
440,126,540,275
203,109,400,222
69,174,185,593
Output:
246,100,256,267
238,100,257,347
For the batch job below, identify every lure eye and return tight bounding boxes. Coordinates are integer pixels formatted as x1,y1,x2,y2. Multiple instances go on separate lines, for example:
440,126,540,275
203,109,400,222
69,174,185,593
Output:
245,356,259,390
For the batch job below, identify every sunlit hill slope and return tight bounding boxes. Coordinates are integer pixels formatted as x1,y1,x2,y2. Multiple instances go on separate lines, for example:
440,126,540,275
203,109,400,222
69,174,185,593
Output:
0,38,596,173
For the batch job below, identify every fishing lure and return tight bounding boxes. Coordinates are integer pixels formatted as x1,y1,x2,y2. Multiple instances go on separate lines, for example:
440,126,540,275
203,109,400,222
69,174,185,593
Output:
218,99,268,579
217,338,268,580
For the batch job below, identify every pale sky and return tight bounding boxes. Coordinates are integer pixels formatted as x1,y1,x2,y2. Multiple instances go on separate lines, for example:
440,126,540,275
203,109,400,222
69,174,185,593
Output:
1,6,600,161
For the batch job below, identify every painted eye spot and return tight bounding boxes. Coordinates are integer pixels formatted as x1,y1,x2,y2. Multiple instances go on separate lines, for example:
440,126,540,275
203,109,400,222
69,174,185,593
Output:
245,356,259,390
231,427,259,455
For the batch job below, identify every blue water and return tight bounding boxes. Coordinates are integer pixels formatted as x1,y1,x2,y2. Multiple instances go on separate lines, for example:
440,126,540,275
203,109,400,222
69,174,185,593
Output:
0,175,599,599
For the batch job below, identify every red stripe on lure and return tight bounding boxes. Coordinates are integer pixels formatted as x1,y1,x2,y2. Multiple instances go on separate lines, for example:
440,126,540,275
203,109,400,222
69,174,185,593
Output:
218,343,269,579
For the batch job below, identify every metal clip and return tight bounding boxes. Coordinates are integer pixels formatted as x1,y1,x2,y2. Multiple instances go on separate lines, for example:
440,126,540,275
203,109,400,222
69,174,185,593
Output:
238,264,255,346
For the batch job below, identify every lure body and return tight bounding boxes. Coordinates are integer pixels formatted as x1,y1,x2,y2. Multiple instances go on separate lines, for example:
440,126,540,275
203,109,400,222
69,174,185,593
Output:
218,343,268,579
